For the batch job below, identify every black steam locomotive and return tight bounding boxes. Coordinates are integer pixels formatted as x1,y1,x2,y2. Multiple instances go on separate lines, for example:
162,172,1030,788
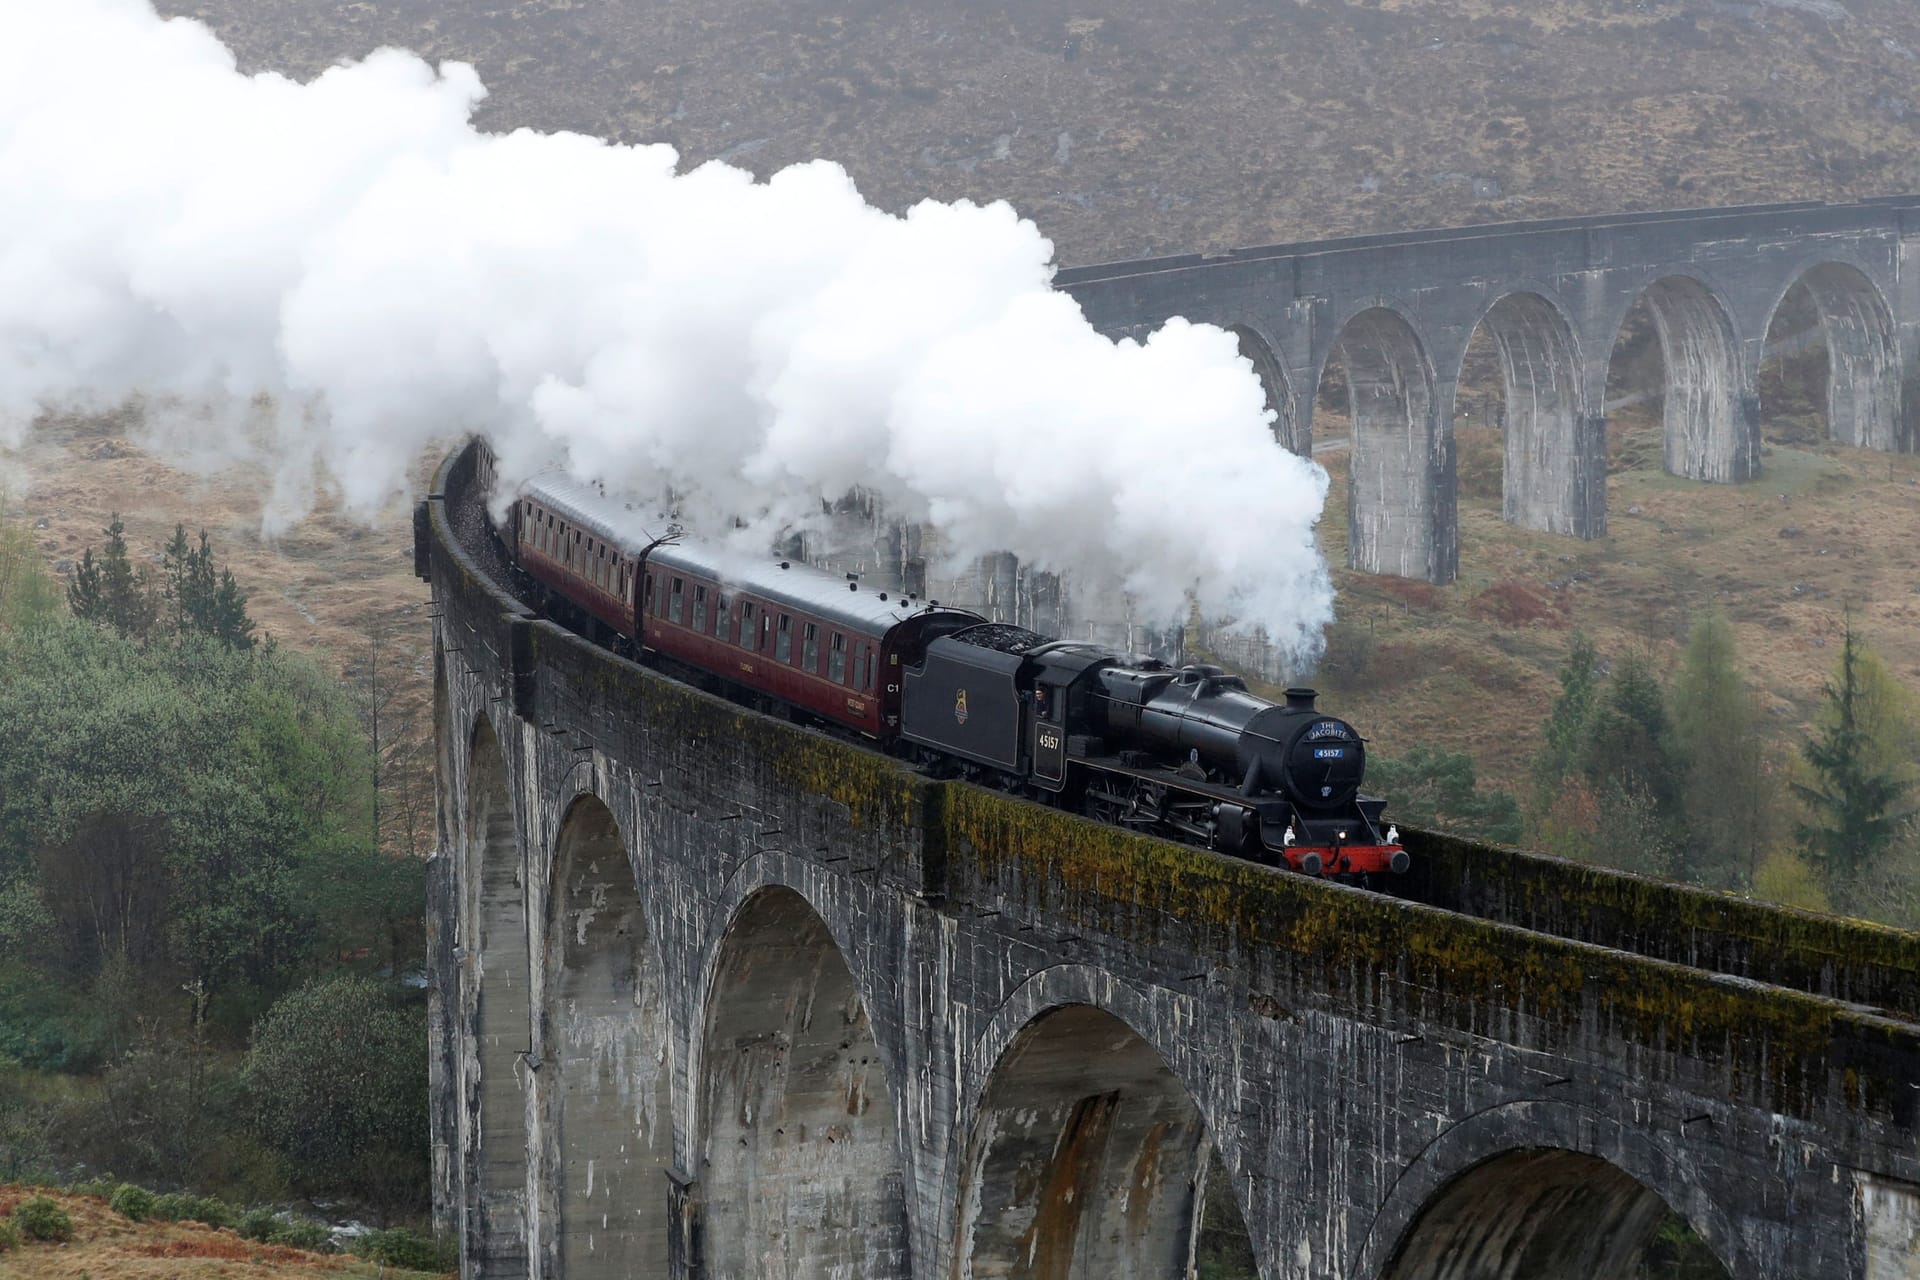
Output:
501,473,1405,878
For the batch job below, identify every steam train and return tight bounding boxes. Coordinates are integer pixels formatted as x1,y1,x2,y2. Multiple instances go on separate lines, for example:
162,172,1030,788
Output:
499,474,1407,878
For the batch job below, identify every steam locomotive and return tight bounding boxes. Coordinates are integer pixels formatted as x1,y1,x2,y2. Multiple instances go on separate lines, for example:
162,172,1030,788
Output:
501,474,1406,878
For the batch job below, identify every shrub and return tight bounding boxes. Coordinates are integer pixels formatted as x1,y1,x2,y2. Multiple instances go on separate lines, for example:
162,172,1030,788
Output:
243,975,427,1206
238,1206,278,1240
0,1219,19,1250
238,1206,331,1250
13,1194,74,1242
350,1227,454,1272
109,1182,155,1221
149,1191,233,1229
268,1216,333,1251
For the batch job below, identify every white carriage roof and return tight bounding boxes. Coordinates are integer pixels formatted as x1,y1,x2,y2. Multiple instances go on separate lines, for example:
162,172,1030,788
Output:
518,474,975,633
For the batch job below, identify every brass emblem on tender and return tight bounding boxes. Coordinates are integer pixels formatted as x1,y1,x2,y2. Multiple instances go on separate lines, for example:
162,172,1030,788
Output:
954,688,969,725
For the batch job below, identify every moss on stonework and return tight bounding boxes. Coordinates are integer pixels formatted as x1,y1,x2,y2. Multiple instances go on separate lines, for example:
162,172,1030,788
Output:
1413,831,1920,1017
940,782,1911,1120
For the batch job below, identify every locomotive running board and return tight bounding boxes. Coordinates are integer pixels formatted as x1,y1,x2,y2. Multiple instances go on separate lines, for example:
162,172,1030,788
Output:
1074,754,1270,810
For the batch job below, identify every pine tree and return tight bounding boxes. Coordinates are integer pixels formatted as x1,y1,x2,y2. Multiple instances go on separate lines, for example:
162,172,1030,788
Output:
68,515,154,639
1793,619,1913,907
209,568,255,651
1535,632,1600,795
67,546,104,622
161,523,195,634
160,523,253,649
1582,650,1679,816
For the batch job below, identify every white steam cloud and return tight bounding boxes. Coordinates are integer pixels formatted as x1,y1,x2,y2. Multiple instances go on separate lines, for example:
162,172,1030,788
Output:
0,0,1334,660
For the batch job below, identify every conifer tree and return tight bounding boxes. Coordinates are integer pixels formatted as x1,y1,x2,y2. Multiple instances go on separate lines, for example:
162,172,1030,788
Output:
1794,619,1913,907
67,514,154,639
160,523,254,649
1535,631,1600,796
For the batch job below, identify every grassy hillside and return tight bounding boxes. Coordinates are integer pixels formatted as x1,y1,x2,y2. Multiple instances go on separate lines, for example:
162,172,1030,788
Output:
0,1187,447,1280
154,0,1920,264
1310,404,1920,795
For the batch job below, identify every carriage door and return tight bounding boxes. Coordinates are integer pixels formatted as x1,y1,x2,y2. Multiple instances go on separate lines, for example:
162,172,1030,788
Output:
1032,680,1067,789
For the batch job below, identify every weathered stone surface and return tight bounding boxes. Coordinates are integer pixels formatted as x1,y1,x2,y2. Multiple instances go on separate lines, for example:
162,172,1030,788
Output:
424,441,1920,1279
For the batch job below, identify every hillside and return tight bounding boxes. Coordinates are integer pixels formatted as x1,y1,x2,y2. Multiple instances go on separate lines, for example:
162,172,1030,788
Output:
152,0,1920,265
1309,405,1920,795
0,1188,448,1280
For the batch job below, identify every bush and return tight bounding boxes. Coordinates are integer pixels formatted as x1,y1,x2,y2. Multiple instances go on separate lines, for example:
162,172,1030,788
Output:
243,975,427,1207
350,1227,454,1272
238,1206,278,1240
0,1219,19,1250
149,1191,234,1229
12,1194,74,1242
110,1182,156,1221
268,1216,334,1251
239,1206,332,1250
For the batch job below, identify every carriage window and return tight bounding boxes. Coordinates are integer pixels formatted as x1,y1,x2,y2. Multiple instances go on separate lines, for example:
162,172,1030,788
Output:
802,622,819,673
692,584,707,632
738,602,756,650
775,614,792,663
669,577,684,624
715,596,731,640
642,572,653,612
864,648,875,692
828,633,846,683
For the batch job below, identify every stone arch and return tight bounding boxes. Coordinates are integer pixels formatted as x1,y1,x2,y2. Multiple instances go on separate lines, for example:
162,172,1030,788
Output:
1619,274,1758,483
1323,305,1453,582
1230,323,1304,455
698,886,910,1279
1461,291,1603,538
1762,261,1904,452
467,714,531,1274
536,792,673,1279
1353,1101,1737,1280
951,1001,1257,1280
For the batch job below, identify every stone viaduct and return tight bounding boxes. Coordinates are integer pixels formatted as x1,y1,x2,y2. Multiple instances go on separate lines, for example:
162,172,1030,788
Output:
1056,197,1920,583
421,441,1920,1280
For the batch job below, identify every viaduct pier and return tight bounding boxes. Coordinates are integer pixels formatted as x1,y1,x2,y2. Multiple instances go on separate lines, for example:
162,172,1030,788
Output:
422,435,1920,1279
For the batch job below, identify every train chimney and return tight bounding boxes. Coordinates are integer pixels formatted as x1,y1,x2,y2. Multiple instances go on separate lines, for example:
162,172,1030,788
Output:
1284,687,1318,712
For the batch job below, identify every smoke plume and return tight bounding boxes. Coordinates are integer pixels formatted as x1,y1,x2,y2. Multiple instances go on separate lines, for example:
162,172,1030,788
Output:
0,0,1334,660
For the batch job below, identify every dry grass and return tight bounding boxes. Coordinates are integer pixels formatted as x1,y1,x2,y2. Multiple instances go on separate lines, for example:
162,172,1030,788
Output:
0,1188,447,1280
